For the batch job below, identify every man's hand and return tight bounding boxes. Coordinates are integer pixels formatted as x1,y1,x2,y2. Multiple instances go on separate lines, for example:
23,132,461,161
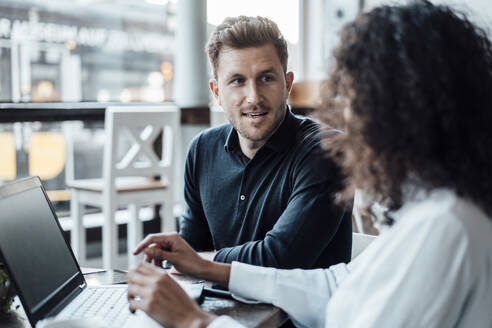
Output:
127,263,215,328
133,233,232,287
133,233,208,277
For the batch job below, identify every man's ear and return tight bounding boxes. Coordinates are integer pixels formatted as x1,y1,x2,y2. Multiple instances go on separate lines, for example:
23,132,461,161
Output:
209,79,220,104
285,72,294,94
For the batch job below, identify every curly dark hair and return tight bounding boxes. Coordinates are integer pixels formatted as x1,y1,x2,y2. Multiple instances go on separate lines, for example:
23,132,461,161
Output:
319,1,492,222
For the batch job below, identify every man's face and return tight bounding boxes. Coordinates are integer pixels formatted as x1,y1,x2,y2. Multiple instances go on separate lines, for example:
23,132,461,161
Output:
210,43,294,145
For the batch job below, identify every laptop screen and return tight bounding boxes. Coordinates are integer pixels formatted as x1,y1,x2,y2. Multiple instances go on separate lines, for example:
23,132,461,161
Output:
0,180,80,312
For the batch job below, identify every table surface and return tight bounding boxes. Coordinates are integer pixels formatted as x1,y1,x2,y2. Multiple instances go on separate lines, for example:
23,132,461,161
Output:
0,268,287,328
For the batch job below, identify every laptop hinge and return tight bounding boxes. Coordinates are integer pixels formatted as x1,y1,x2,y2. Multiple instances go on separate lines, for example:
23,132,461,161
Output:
45,282,86,318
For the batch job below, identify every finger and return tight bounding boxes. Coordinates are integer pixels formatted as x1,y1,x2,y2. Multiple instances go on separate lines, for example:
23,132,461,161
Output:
144,246,179,264
133,237,155,255
142,244,165,265
128,296,149,314
127,283,152,301
133,234,162,255
153,257,163,268
127,266,157,286
133,233,175,255
127,284,146,314
135,261,166,276
147,243,161,250
127,283,145,300
144,247,166,263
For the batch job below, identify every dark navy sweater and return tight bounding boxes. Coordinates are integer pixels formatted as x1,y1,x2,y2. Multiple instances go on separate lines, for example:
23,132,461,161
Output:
179,110,352,269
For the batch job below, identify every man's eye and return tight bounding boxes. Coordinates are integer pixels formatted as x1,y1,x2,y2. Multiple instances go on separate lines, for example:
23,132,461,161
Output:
261,75,274,82
231,78,245,85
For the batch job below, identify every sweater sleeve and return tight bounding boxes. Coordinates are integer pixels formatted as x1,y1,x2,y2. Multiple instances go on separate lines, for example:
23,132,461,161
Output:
179,136,214,251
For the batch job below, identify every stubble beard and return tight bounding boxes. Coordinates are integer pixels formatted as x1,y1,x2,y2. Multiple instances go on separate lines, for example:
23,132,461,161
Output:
236,100,287,143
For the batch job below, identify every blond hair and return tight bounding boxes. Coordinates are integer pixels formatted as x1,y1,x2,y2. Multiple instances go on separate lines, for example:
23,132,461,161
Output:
206,16,288,78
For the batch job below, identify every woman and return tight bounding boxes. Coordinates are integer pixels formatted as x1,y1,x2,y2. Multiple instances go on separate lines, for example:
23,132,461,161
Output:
126,2,492,327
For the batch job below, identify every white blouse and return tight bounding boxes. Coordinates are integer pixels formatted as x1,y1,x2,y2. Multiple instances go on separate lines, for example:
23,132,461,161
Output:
208,188,492,328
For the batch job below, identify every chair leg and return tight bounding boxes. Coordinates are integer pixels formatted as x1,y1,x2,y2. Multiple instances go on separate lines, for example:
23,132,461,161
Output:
102,201,118,269
70,189,86,265
127,204,142,268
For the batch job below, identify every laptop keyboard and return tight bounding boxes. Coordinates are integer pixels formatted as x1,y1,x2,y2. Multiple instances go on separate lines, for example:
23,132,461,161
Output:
57,287,131,327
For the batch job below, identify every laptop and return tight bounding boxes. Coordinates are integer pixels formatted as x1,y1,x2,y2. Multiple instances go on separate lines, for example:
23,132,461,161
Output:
0,177,202,327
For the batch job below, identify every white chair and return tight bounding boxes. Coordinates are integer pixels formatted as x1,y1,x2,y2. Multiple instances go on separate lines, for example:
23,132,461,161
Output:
66,105,180,269
353,189,388,235
352,189,366,233
210,106,228,127
351,232,376,260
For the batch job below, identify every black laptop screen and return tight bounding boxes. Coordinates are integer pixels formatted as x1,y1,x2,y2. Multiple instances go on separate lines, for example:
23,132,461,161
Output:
0,186,79,311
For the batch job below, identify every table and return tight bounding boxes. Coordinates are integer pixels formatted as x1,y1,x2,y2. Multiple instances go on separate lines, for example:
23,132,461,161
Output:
0,268,287,328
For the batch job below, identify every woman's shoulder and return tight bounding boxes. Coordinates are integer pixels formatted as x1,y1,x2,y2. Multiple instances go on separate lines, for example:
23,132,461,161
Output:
396,188,492,261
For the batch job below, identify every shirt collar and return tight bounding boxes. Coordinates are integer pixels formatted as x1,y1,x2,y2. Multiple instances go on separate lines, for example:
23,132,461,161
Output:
264,107,297,152
224,106,297,153
224,124,238,152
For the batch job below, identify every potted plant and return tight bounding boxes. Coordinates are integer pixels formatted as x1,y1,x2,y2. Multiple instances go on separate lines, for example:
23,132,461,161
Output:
0,261,15,314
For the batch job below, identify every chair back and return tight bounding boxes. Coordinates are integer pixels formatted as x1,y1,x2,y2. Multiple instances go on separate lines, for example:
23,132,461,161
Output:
210,106,228,127
103,105,180,185
351,232,376,260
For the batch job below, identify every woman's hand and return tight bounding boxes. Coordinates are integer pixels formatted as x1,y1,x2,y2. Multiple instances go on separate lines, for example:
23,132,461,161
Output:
127,262,215,328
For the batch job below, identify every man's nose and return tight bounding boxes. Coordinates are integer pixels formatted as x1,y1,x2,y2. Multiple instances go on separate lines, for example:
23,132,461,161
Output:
245,82,261,104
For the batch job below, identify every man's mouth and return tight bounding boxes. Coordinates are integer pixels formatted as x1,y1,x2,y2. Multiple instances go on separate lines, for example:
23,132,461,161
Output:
243,112,268,118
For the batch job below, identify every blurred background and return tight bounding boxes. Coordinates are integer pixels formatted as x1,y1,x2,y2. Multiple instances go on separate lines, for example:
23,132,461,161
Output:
0,0,490,266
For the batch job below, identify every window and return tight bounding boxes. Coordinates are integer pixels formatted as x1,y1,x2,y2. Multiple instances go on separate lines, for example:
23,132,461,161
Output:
207,0,299,73
0,0,176,103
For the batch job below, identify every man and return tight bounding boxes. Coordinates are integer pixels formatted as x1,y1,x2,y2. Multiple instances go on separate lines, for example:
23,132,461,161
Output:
179,16,351,269
127,3,492,327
